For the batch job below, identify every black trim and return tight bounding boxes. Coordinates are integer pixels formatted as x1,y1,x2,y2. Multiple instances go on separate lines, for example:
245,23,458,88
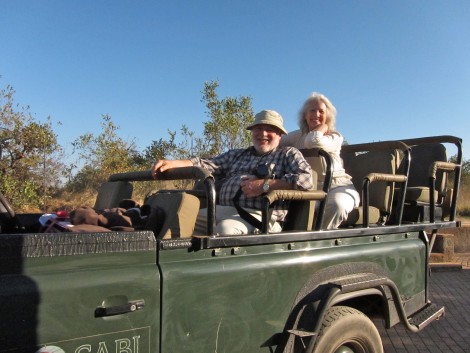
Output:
0,231,157,258
191,221,457,250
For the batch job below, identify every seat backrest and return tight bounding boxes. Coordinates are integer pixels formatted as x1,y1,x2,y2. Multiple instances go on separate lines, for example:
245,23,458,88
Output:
406,143,448,197
341,149,398,215
282,199,316,231
94,181,133,210
144,191,200,239
282,149,328,231
304,156,324,188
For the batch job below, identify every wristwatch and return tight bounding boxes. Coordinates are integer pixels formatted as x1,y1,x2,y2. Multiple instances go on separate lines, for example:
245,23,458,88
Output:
263,179,270,192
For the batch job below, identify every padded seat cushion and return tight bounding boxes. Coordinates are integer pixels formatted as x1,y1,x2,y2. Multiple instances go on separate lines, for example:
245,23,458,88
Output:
94,181,133,210
144,192,200,239
303,156,325,188
403,187,440,204
342,206,381,226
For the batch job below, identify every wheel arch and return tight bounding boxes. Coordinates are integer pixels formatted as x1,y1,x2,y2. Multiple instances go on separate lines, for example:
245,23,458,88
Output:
278,262,397,353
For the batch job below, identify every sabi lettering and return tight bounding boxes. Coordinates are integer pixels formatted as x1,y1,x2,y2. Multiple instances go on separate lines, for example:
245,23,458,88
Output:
75,336,140,353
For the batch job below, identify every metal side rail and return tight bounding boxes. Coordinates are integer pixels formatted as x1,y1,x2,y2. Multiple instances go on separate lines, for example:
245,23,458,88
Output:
302,274,388,353
314,274,444,337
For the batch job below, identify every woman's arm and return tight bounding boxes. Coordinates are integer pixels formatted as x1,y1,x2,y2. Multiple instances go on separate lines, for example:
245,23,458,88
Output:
303,130,344,153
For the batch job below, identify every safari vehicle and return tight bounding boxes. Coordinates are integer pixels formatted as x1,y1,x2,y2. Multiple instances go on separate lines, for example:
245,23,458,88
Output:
0,135,463,353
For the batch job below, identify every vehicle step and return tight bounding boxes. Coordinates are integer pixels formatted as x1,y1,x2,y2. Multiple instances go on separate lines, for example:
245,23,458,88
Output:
408,303,445,330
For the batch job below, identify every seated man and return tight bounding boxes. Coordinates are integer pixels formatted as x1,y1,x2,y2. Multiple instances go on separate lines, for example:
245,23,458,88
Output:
152,110,313,235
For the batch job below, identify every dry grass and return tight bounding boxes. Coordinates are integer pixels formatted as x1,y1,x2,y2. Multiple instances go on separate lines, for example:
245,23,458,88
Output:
45,189,97,213
457,181,470,218
23,178,470,221
36,179,192,214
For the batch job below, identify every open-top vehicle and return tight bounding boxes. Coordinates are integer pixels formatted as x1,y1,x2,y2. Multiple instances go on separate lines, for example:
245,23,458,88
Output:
0,135,463,353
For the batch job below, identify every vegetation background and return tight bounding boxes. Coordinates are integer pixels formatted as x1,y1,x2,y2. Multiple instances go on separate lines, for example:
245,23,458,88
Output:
1,79,469,219
0,80,254,211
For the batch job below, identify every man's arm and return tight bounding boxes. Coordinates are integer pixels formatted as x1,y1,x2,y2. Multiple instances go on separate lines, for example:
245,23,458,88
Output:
240,177,294,198
152,159,193,178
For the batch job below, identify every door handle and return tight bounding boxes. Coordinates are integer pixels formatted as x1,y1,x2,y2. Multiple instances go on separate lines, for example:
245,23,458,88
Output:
95,299,145,317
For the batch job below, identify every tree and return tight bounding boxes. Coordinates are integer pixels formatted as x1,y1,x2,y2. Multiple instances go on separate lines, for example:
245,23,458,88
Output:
201,80,254,156
142,131,177,164
138,81,254,193
461,158,470,177
0,84,64,211
144,81,254,164
140,127,209,191
68,114,142,192
449,155,470,187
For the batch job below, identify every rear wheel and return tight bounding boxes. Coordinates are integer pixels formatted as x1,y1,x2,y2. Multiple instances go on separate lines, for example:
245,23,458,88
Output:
312,306,383,353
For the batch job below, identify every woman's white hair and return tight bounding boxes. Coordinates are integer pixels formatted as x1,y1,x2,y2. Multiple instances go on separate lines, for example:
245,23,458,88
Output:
298,92,337,134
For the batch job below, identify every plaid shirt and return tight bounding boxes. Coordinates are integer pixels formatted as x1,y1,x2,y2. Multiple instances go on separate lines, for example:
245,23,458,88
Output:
191,146,313,221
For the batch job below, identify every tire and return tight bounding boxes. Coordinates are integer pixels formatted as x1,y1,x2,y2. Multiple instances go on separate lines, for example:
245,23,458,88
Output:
312,306,383,353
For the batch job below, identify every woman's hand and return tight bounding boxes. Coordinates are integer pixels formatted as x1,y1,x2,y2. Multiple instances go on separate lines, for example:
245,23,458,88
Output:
312,123,329,134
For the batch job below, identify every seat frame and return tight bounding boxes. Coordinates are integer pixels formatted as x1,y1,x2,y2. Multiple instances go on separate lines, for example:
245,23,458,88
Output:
340,140,411,228
399,136,463,223
261,149,333,233
108,167,217,236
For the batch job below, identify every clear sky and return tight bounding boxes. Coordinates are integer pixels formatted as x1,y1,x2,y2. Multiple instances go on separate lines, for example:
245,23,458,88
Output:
1,1,469,161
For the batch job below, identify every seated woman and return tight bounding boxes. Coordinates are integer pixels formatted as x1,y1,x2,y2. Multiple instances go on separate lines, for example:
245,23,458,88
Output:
280,92,359,229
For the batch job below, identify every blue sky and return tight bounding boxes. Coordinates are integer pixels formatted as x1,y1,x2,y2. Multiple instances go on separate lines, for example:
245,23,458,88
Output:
1,1,469,161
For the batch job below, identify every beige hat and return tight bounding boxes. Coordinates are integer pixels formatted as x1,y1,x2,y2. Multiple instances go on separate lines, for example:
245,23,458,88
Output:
247,110,287,135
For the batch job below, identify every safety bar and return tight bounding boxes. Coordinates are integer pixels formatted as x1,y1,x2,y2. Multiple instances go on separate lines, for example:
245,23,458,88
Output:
260,149,333,233
398,135,462,222
108,167,217,236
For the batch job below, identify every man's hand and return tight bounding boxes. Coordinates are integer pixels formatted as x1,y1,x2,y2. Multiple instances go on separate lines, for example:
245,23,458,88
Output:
240,175,294,196
240,175,264,197
152,159,192,179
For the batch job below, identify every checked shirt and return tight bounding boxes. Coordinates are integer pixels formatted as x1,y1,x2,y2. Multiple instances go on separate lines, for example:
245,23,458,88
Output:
190,146,313,221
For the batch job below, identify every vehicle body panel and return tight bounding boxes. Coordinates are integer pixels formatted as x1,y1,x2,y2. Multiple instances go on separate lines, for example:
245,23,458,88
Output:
0,232,160,353
1,135,463,353
158,231,426,352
